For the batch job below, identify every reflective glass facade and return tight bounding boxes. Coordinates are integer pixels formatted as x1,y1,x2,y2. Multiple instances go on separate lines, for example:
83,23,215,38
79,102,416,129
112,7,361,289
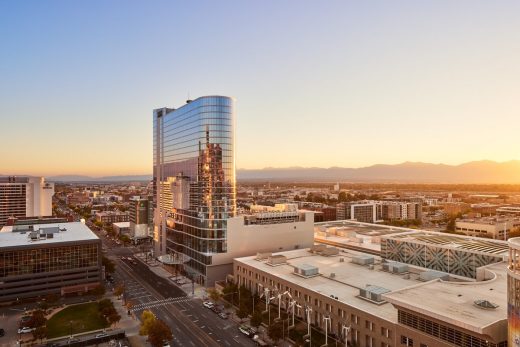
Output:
0,242,102,301
153,96,236,281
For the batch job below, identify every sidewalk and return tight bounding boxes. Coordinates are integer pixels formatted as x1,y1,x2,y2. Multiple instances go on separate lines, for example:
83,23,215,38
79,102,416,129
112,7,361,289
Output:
133,253,207,300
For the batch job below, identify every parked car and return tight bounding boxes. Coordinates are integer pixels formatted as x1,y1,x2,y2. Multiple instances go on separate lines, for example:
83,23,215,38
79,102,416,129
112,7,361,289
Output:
238,325,256,338
95,332,108,338
210,305,221,314
202,301,214,309
0,328,5,337
162,342,171,347
218,312,228,319
18,327,35,334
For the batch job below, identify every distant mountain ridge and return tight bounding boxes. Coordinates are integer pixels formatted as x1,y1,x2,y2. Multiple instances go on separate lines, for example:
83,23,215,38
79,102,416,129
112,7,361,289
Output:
237,160,520,183
47,174,152,182
44,160,520,183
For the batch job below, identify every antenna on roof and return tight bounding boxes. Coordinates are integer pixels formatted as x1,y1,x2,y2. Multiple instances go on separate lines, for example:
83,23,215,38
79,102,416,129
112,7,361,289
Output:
186,91,192,104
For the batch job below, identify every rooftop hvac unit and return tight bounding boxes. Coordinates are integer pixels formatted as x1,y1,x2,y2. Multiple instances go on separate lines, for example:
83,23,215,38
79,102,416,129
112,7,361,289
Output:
359,285,390,303
293,264,319,278
368,265,374,270
352,254,374,266
330,273,335,278
339,258,345,262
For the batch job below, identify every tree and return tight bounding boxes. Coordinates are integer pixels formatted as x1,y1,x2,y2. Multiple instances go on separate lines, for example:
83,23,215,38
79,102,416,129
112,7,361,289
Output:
102,256,116,274
139,310,157,336
30,310,47,328
268,321,284,343
148,319,173,347
338,192,347,202
114,284,125,297
236,305,248,320
207,288,221,302
108,312,121,327
293,195,301,202
33,326,47,343
91,285,106,298
250,310,263,328
119,234,131,246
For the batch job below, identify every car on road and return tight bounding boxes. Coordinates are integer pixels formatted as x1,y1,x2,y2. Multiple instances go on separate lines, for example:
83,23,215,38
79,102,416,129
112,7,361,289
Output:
162,342,171,347
202,301,214,309
18,327,35,334
210,305,221,314
238,325,256,338
95,332,108,338
218,312,228,319
0,328,5,337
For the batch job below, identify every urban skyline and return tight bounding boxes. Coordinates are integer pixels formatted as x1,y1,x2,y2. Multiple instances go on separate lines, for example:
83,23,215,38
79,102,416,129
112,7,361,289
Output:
1,1,519,176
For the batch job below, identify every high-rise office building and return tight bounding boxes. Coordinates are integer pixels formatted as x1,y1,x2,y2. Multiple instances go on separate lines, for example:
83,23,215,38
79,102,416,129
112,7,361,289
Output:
153,96,236,283
0,176,55,227
129,196,153,240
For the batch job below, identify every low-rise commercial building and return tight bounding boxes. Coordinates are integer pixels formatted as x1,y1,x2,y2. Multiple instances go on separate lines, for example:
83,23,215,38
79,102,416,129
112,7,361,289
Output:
234,246,507,347
95,211,129,224
0,222,102,301
455,217,520,240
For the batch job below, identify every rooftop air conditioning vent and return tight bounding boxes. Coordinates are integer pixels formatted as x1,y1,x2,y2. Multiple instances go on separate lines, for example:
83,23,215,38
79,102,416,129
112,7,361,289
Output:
474,299,499,310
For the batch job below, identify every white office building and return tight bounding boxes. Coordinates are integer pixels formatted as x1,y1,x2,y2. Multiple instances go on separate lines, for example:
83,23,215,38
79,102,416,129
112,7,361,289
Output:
0,176,54,227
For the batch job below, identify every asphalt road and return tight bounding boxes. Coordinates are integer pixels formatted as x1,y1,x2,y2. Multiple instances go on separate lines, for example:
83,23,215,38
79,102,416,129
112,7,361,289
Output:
114,259,256,347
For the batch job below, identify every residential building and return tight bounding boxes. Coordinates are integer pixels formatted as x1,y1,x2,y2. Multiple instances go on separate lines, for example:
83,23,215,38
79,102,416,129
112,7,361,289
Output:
0,176,54,228
455,217,520,240
336,201,421,223
0,221,102,301
66,191,90,206
95,211,129,224
497,206,520,216
336,201,382,223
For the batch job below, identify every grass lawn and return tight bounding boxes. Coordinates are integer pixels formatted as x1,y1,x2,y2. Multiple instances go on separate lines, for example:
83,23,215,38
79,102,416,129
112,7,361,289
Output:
47,302,109,338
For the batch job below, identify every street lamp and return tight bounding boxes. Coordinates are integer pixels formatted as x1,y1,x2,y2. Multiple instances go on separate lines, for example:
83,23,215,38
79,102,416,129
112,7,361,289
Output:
323,315,331,346
305,306,313,338
341,324,351,347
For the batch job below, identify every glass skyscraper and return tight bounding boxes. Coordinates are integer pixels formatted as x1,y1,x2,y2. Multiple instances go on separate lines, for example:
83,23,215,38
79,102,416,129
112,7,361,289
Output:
153,96,236,284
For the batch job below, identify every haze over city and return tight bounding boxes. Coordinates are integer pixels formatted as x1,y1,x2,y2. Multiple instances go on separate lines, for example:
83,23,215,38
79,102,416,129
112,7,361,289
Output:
1,1,519,176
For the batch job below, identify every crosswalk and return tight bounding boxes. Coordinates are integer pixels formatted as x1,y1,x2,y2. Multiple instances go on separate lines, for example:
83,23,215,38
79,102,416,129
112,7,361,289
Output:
131,296,193,312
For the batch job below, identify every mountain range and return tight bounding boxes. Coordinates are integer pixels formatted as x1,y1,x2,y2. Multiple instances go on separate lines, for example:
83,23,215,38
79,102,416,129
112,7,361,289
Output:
43,160,520,184
237,160,520,183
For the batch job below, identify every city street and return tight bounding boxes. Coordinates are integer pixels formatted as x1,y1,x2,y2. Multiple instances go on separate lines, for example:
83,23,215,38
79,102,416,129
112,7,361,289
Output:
113,258,256,347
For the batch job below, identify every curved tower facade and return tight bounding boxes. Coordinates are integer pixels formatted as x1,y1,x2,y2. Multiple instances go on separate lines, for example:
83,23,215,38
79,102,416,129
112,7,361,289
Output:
153,96,236,285
508,237,520,346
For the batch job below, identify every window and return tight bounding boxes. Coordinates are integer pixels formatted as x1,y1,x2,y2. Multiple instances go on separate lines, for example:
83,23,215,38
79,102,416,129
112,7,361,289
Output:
401,336,413,347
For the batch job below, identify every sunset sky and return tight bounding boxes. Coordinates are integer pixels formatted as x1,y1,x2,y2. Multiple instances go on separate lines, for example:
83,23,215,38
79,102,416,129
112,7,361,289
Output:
1,1,519,176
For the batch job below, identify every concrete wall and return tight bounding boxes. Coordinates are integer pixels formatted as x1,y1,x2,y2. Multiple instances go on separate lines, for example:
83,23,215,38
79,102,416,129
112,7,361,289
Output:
211,211,315,268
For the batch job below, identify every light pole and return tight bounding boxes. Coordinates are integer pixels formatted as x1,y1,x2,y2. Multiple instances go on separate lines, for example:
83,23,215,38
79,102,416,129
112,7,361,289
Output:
289,301,301,328
305,306,313,338
341,324,351,347
323,315,331,346
259,287,270,312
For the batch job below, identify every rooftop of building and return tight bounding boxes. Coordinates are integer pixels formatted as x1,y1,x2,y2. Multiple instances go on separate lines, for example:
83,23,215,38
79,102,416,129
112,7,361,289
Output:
383,261,507,338
315,220,510,257
235,247,507,337
0,222,99,247
456,216,520,225
113,222,130,228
